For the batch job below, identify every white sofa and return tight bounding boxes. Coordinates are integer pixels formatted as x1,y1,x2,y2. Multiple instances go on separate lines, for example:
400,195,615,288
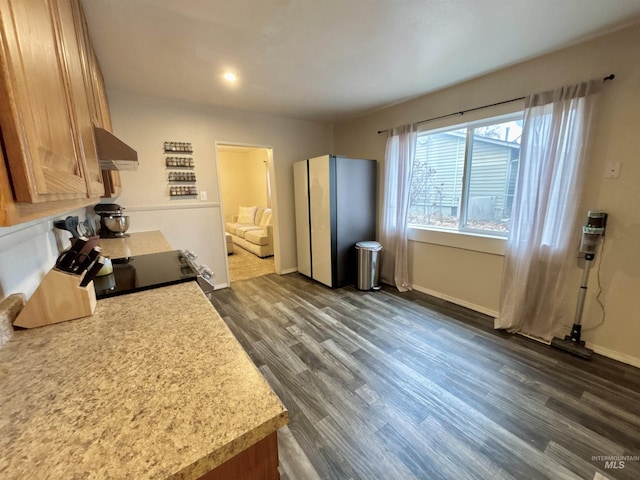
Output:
225,206,274,258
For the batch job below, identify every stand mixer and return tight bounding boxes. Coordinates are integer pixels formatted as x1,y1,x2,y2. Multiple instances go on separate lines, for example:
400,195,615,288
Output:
94,203,130,238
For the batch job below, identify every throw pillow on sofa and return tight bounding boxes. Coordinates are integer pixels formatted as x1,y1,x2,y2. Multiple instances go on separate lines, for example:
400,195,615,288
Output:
260,211,272,227
237,206,257,224
254,207,268,225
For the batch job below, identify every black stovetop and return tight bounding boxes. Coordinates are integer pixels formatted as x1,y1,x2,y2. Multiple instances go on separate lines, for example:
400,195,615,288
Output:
94,250,198,299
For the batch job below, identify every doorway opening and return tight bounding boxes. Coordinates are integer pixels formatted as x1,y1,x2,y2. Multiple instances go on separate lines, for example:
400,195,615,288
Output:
216,143,278,283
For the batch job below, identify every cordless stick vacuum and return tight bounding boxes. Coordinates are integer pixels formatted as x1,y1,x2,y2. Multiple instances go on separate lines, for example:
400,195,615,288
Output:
551,210,607,360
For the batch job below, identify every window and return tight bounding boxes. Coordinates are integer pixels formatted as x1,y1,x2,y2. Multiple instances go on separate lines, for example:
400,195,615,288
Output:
408,114,523,236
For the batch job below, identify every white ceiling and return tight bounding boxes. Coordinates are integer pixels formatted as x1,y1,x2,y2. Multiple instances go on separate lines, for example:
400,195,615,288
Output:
82,0,640,123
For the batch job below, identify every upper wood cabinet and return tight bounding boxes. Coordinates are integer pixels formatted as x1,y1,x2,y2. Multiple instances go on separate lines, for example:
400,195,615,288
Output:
0,0,117,225
101,168,122,198
69,0,121,198
58,0,104,198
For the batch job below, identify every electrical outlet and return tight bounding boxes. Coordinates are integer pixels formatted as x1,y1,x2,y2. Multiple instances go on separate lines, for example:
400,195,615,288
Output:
199,191,207,201
604,162,621,178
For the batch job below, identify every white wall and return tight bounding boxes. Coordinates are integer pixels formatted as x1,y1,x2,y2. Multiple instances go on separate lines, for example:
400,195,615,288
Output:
108,90,333,283
334,24,640,366
218,149,269,220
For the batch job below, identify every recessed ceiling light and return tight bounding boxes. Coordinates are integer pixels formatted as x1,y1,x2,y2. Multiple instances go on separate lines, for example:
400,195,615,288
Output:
223,71,238,82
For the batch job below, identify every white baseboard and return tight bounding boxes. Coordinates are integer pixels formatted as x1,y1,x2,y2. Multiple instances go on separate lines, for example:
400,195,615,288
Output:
512,329,640,369
514,332,640,368
589,344,640,369
281,267,298,275
411,284,500,318
517,331,551,345
407,286,640,369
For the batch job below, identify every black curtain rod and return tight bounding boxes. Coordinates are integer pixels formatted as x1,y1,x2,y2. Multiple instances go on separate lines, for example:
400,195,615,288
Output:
377,74,615,134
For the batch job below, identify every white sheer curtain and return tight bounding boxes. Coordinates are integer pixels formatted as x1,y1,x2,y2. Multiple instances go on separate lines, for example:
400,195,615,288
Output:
497,80,600,339
379,124,417,292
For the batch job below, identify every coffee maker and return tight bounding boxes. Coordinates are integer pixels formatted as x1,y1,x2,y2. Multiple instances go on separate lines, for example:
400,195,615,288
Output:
94,203,130,238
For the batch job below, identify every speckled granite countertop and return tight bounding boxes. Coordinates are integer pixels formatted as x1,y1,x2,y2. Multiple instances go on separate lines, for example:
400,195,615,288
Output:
0,232,288,480
98,230,174,258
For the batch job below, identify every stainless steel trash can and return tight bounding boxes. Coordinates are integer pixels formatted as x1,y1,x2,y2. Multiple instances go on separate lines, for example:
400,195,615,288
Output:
355,241,382,291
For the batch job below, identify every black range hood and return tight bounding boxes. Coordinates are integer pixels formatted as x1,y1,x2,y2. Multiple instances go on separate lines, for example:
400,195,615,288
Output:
94,127,138,171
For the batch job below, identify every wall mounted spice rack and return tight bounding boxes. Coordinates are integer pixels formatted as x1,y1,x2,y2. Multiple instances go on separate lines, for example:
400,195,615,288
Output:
170,186,197,196
164,141,193,153
168,172,196,182
165,157,194,168
164,140,197,198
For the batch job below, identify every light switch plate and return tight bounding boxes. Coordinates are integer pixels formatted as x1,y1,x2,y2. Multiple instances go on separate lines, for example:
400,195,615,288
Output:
200,191,207,201
604,162,621,178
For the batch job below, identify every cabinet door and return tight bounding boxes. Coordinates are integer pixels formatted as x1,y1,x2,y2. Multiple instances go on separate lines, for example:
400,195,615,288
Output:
95,63,122,197
71,0,110,130
93,59,113,131
92,49,122,197
58,0,104,197
101,169,122,197
293,160,311,277
0,0,92,202
71,0,121,198
308,155,334,287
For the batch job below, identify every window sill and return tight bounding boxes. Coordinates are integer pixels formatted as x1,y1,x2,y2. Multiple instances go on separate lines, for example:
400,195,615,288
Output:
407,226,506,255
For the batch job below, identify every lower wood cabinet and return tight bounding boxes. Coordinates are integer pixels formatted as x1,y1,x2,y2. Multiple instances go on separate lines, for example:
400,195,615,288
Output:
198,432,280,480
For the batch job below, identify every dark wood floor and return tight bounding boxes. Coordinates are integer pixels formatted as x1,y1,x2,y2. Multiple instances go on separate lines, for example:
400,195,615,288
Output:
207,273,640,480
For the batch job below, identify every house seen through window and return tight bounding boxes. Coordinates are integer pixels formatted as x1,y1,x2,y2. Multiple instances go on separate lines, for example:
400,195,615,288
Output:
408,114,523,235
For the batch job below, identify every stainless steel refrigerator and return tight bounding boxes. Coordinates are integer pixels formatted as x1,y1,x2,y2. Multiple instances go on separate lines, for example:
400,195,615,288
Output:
293,155,377,288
